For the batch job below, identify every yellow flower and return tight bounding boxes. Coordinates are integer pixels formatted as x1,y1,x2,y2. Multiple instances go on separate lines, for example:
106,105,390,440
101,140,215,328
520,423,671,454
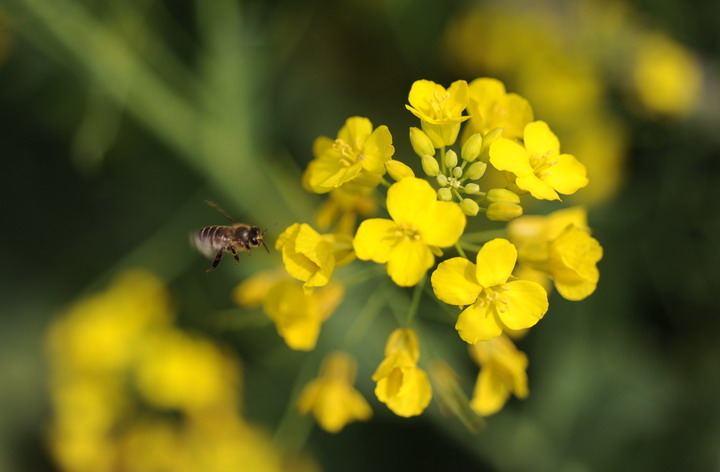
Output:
372,328,432,417
353,178,466,286
405,79,470,147
508,207,603,300
431,238,548,343
315,187,378,235
489,121,588,200
303,117,394,194
134,330,239,414
297,352,372,433
469,335,528,416
263,280,344,351
632,32,701,116
276,223,353,292
465,78,534,140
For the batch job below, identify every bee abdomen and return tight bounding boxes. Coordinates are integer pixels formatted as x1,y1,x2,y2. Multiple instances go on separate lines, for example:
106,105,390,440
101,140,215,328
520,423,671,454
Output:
192,225,228,258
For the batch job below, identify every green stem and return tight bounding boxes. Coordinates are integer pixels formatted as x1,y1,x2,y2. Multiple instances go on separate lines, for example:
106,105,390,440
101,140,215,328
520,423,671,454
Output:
456,240,484,253
439,146,446,174
454,242,467,259
461,229,507,243
405,274,426,327
380,177,392,188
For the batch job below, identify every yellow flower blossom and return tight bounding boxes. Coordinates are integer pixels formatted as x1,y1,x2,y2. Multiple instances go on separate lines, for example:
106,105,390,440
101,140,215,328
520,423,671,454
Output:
489,121,588,201
315,187,378,235
303,117,394,194
297,352,372,433
353,177,466,286
405,79,470,147
233,268,288,308
469,335,528,416
263,280,344,351
465,78,534,140
372,329,432,417
508,207,603,300
431,238,548,343
276,223,353,292
134,330,239,414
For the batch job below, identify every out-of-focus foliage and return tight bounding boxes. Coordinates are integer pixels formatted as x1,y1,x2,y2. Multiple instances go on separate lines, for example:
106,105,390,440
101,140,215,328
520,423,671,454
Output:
1,0,719,471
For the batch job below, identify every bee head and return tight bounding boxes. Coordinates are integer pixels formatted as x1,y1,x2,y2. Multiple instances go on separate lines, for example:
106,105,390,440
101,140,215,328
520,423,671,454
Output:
248,226,263,248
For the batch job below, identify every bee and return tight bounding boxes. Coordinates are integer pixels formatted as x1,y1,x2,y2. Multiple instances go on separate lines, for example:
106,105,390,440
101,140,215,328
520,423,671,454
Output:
191,200,272,271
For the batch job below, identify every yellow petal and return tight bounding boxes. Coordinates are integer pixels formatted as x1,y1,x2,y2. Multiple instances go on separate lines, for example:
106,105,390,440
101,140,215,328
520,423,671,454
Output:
353,218,397,263
417,200,466,247
455,303,503,343
386,239,434,287
445,80,470,117
497,280,548,330
470,369,510,416
378,366,433,417
338,116,373,149
431,257,481,306
475,238,517,288
361,125,395,174
407,80,445,118
386,177,436,225
489,138,533,176
516,173,561,201
544,153,589,195
555,280,598,302
524,121,559,156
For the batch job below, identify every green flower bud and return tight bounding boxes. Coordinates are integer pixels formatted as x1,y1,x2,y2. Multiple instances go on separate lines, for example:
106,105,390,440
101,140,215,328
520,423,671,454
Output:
452,166,463,178
460,198,480,216
385,160,415,181
444,149,458,169
421,154,440,177
486,202,523,221
436,174,448,186
479,127,504,161
486,188,520,204
464,183,481,194
466,161,487,180
461,133,483,162
438,187,453,201
410,127,435,157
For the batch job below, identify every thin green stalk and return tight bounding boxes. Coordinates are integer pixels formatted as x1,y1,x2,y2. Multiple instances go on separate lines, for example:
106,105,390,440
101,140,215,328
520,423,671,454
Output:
405,274,426,327
454,242,467,259
461,229,507,243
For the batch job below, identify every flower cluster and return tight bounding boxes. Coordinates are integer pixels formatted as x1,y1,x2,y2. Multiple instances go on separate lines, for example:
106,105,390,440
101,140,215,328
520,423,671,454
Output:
236,78,603,432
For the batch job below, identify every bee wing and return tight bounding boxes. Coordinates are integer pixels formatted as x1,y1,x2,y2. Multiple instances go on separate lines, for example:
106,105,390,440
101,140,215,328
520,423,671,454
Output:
190,232,217,259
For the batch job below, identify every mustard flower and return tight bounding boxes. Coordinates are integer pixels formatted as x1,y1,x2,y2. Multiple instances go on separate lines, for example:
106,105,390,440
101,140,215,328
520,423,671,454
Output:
465,78,534,140
263,280,344,351
315,187,378,236
431,238,548,343
405,79,470,147
353,177,466,286
469,335,528,416
276,223,353,292
303,117,394,194
297,352,372,433
372,328,432,417
508,207,603,300
489,121,588,201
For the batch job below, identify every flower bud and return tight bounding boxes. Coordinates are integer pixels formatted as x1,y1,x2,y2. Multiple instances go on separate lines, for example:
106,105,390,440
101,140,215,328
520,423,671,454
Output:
464,183,480,194
466,161,487,180
436,174,448,186
479,128,504,161
452,166,463,178
421,155,440,177
410,127,435,157
486,202,523,221
460,198,480,216
461,133,483,162
486,188,520,204
385,160,415,181
444,149,458,168
437,187,453,201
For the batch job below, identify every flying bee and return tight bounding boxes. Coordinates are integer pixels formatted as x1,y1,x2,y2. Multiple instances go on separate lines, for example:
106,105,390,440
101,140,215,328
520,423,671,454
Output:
191,200,272,271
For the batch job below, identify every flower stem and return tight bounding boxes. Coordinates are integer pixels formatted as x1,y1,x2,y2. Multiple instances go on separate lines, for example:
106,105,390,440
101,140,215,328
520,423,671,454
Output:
405,274,426,327
461,228,507,243
454,242,467,259
380,177,392,188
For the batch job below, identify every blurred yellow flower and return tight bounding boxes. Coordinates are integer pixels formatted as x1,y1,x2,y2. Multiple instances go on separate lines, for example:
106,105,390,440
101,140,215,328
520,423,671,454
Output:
490,121,588,201
263,280,344,351
431,238,548,343
372,328,432,417
465,78,534,140
508,207,603,300
469,335,528,416
297,352,372,433
303,116,394,194
405,79,470,147
353,177,466,286
315,187,378,235
632,32,701,116
276,223,352,292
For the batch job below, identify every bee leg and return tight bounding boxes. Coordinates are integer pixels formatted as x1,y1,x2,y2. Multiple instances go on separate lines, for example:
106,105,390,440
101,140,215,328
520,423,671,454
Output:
207,249,224,272
229,246,240,265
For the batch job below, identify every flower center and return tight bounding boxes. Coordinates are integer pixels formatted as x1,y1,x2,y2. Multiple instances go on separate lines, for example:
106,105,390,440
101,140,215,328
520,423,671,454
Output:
394,223,421,241
476,285,511,314
333,139,358,167
430,91,451,119
529,151,558,178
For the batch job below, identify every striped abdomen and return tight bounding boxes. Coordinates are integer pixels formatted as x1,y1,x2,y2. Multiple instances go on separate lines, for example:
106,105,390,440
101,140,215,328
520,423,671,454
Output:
191,225,234,258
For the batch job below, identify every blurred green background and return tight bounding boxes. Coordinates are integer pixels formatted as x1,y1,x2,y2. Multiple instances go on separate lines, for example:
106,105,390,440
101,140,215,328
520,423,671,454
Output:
1,0,719,470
